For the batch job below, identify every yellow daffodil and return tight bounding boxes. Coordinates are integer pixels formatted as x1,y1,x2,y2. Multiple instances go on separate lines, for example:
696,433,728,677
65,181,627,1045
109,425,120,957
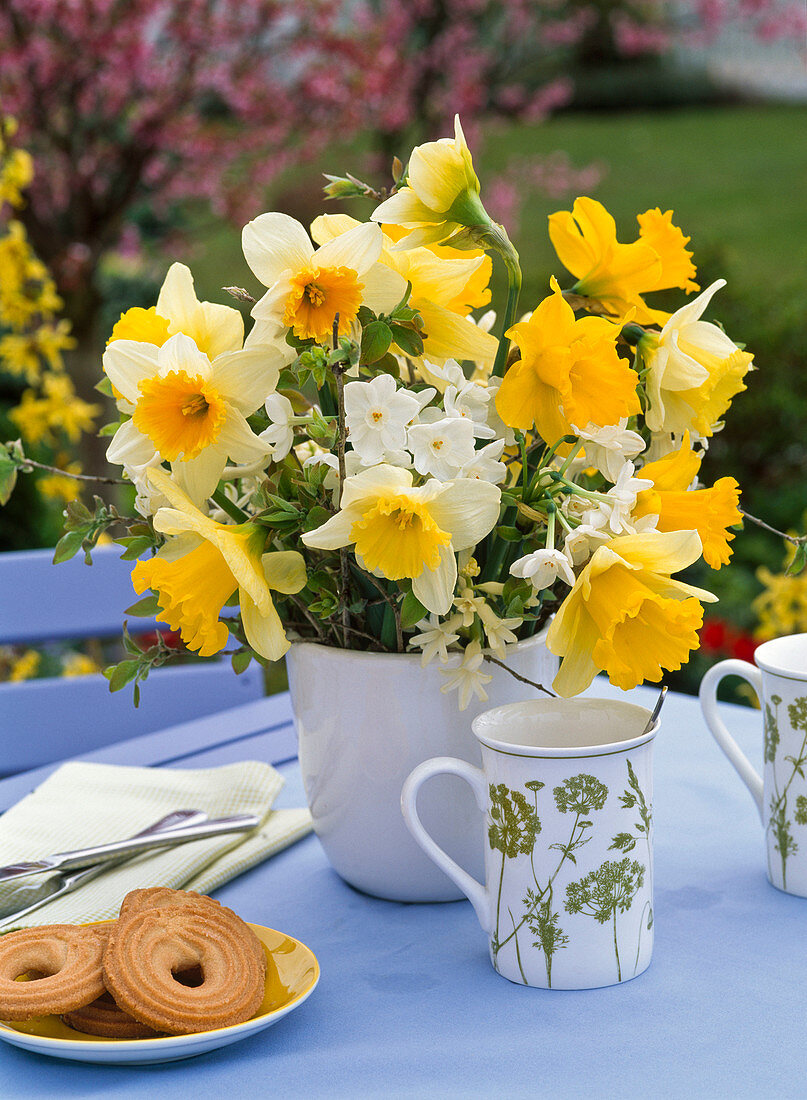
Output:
301,464,501,614
242,213,406,348
108,263,246,359
132,468,306,661
546,529,717,696
548,198,698,323
495,278,640,443
638,279,753,436
104,331,284,502
633,433,742,568
371,115,488,250
310,213,498,370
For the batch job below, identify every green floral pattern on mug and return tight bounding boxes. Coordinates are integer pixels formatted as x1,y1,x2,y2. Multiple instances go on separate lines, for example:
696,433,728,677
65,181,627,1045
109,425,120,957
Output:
766,693,807,891
487,761,650,987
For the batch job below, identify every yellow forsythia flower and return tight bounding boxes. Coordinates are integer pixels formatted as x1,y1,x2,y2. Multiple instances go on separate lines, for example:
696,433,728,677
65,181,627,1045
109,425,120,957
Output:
754,537,807,641
9,649,41,682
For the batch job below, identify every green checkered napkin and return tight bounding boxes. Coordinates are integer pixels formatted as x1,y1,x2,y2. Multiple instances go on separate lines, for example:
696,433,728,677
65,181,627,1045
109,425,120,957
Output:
0,760,311,931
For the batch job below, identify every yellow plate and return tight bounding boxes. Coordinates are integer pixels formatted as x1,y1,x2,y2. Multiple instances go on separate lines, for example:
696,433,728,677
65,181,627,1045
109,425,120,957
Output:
0,923,319,1065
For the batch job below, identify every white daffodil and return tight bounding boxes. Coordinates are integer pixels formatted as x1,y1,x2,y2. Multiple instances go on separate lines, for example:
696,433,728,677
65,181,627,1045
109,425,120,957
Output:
510,548,576,592
371,116,487,250
477,603,521,657
108,262,248,362
582,461,655,535
563,523,611,567
453,586,487,628
408,613,462,667
443,370,496,439
638,279,753,435
241,213,406,349
344,373,423,465
439,640,492,711
105,332,283,503
407,416,476,480
301,464,501,615
261,393,295,462
458,439,507,484
572,419,646,482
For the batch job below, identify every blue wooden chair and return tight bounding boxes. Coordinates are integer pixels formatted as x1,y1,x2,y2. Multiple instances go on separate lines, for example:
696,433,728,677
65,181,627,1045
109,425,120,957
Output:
0,545,265,775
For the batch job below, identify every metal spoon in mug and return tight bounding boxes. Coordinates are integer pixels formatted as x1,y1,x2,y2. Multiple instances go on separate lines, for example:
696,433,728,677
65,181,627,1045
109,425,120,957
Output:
642,685,668,735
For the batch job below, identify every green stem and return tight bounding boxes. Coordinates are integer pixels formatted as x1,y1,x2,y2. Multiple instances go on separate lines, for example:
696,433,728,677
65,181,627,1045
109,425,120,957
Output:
491,233,522,379
613,909,622,982
211,488,249,523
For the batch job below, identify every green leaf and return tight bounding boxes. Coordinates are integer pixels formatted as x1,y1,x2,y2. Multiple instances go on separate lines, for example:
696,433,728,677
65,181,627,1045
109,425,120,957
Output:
303,505,333,532
401,590,428,630
360,320,393,364
231,650,252,675
390,323,424,358
116,535,155,561
97,421,121,437
105,659,141,693
0,449,18,505
52,530,85,564
94,376,114,397
497,526,523,542
124,593,161,617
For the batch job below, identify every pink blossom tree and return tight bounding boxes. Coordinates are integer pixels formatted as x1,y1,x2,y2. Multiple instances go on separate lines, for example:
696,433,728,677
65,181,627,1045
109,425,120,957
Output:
0,0,369,336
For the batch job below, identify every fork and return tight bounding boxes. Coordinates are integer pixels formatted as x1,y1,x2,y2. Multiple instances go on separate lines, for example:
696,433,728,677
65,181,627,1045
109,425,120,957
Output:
0,808,210,930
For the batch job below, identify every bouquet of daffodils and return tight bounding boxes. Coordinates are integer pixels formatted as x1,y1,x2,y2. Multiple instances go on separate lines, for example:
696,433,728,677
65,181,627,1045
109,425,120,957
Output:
55,118,754,705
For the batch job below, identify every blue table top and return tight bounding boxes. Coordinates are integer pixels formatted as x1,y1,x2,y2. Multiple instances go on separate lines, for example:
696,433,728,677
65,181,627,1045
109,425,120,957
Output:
0,683,798,1099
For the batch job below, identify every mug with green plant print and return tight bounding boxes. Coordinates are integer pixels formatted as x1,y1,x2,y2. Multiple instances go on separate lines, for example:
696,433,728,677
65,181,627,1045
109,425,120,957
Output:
699,633,807,897
401,698,658,990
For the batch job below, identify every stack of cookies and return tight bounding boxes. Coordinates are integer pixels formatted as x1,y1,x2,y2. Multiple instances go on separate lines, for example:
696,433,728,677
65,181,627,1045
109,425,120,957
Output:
0,888,267,1037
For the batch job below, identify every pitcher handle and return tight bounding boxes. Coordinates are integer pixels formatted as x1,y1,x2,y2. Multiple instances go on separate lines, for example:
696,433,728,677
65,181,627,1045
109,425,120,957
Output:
401,757,491,932
699,659,764,819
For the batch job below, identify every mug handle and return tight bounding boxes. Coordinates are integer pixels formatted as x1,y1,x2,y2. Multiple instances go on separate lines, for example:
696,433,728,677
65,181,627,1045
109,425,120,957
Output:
401,757,492,932
699,659,764,819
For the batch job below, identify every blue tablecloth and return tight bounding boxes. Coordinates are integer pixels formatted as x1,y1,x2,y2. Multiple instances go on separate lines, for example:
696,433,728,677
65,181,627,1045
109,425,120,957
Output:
0,683,798,1099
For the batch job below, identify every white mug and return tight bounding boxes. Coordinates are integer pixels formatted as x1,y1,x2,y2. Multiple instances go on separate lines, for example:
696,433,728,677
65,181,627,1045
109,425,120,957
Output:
700,632,807,896
401,698,658,990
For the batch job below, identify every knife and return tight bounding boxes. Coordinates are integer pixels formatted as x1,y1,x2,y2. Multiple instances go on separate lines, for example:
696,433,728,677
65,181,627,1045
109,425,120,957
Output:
0,808,212,928
0,811,261,884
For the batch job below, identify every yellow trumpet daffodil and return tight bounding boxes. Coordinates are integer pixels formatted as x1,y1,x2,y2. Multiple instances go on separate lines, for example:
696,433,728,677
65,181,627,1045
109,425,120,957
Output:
633,433,742,569
637,279,754,436
548,198,698,323
108,263,246,360
310,213,498,371
494,278,640,443
104,330,285,502
131,468,306,661
241,213,406,349
301,464,501,615
371,115,488,250
546,529,717,696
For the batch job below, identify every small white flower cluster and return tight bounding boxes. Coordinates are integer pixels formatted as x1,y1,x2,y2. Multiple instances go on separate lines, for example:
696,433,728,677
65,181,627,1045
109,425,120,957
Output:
338,362,507,486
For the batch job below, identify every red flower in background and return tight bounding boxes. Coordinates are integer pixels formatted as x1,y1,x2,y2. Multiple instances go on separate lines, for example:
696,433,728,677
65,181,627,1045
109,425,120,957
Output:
699,616,757,661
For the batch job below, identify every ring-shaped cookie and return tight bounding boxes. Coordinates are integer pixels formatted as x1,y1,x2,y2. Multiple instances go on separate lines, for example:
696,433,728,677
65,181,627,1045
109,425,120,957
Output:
103,904,266,1034
63,992,161,1038
0,925,107,1020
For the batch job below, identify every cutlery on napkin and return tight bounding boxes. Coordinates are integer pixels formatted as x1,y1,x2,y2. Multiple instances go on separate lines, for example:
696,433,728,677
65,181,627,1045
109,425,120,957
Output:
0,759,312,930
0,809,216,927
0,811,261,883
